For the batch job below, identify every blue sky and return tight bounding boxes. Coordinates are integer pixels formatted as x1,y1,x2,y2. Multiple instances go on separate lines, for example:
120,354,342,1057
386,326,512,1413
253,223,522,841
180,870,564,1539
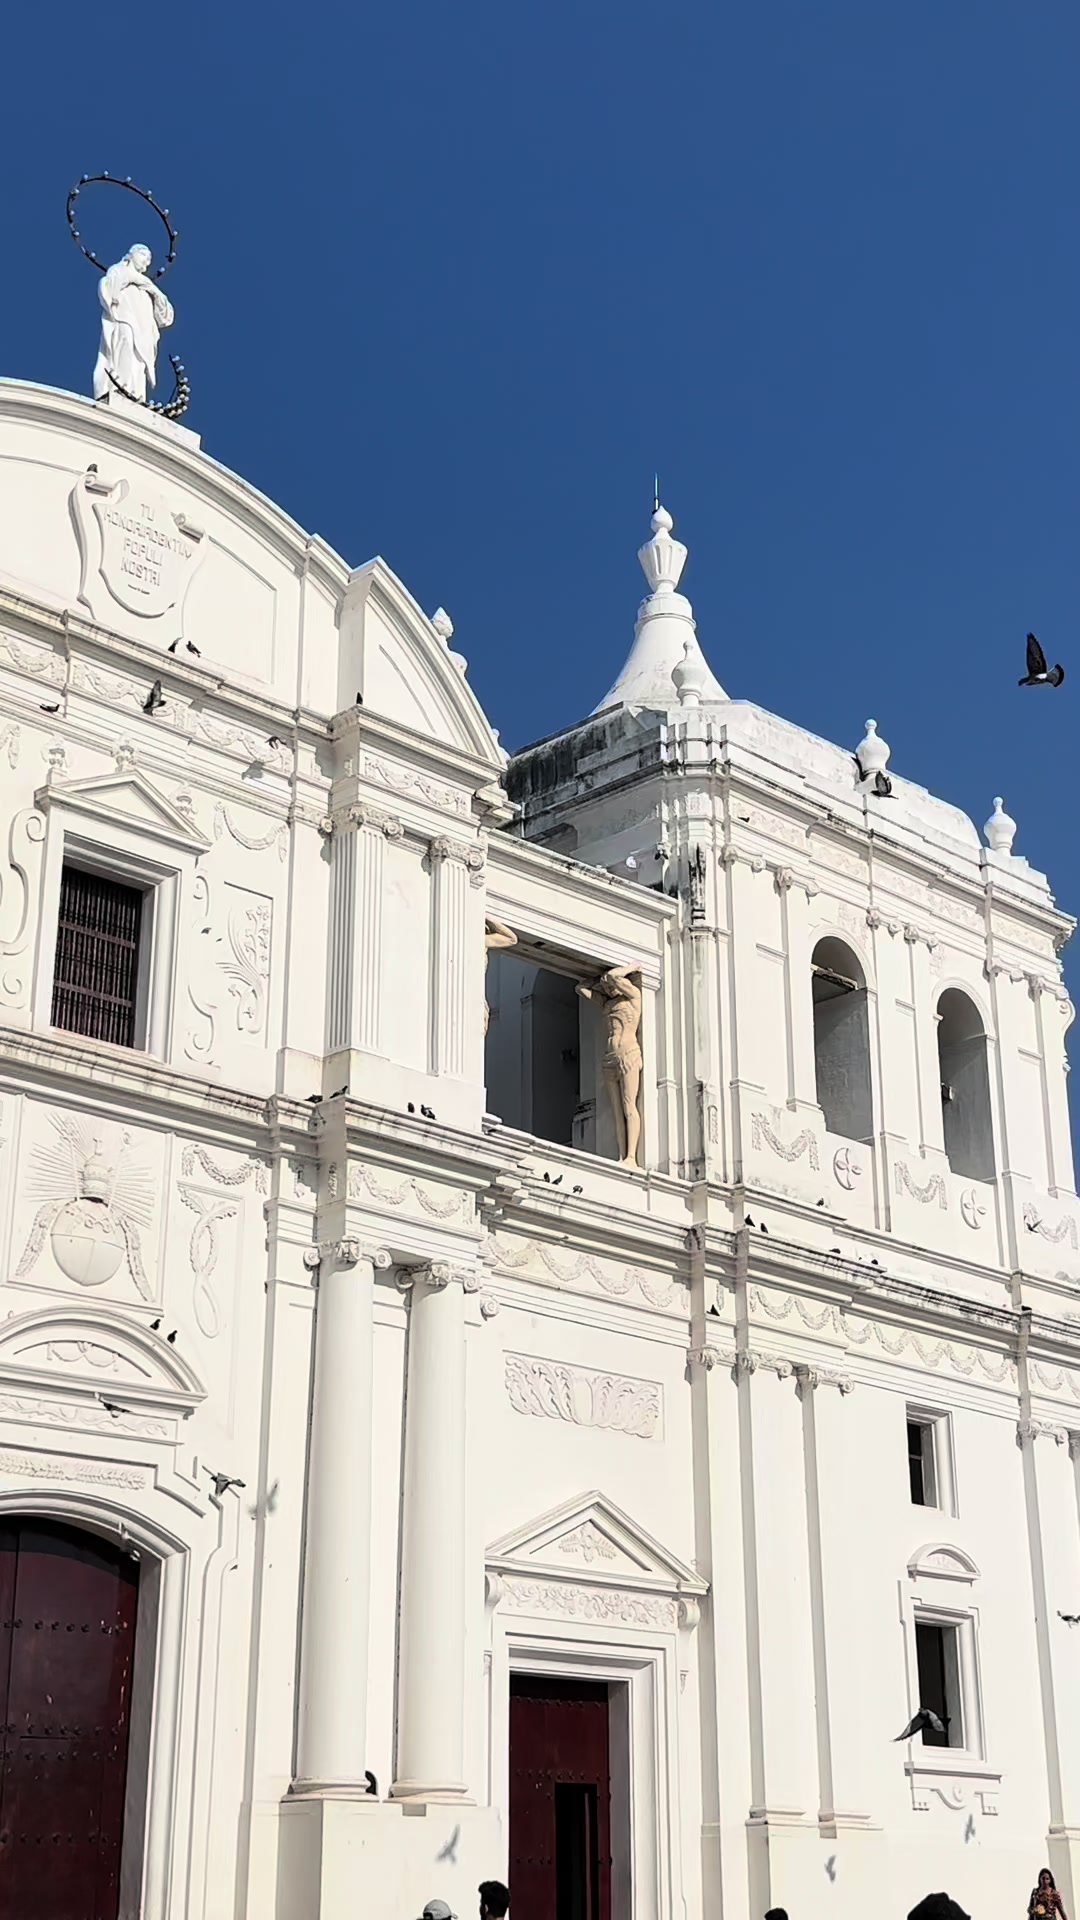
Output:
3,2,1079,1022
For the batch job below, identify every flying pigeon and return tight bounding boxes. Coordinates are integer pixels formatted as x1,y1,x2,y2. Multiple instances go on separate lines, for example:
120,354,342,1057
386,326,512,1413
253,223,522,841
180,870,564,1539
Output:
268,735,283,749
1019,633,1064,688
143,679,166,713
872,770,893,797
895,1707,946,1741
209,1471,245,1498
1058,1611,1080,1626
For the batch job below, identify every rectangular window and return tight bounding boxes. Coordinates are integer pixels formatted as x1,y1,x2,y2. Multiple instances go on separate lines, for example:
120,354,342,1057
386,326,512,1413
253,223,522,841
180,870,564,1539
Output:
915,1620,963,1748
50,865,145,1049
906,1408,955,1513
908,1418,937,1506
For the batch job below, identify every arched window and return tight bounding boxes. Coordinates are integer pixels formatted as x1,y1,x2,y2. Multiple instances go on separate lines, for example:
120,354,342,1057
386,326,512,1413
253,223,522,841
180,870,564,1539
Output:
936,989,994,1181
811,937,873,1142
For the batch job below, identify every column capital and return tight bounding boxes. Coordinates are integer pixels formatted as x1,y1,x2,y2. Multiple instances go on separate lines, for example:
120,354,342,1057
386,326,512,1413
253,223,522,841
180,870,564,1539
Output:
794,1361,855,1396
688,1342,737,1372
428,833,486,882
304,1241,392,1272
319,802,404,838
1017,1418,1068,1447
395,1258,473,1293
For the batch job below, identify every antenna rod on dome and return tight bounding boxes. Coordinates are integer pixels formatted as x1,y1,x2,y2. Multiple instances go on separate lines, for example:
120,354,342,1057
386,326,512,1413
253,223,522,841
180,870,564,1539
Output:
653,473,660,513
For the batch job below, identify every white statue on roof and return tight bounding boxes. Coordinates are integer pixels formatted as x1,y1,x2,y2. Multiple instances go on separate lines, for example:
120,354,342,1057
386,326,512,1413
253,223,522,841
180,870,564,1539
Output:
93,245,174,404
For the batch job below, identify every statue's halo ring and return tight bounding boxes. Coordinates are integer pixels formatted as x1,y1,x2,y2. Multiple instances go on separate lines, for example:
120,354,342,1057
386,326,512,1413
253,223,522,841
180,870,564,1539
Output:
66,174,178,281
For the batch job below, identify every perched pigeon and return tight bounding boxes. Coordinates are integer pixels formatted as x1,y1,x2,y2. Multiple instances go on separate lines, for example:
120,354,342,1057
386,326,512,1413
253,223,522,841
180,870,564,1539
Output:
895,1707,946,1742
872,769,893,797
167,638,180,654
1019,632,1064,688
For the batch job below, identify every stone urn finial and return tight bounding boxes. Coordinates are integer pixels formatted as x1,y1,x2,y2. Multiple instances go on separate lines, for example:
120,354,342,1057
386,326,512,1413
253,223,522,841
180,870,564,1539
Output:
672,637,708,708
855,718,890,780
984,795,1016,854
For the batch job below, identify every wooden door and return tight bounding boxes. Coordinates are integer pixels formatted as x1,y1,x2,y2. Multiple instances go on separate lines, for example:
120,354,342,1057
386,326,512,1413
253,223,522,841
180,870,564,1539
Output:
509,1675,612,1920
0,1519,139,1920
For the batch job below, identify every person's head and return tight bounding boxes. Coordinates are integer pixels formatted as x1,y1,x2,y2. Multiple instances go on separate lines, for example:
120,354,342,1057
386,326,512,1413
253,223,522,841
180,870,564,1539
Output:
420,1903,456,1920
479,1884,509,1919
127,244,152,274
1040,1871,1057,1892
907,1896,971,1920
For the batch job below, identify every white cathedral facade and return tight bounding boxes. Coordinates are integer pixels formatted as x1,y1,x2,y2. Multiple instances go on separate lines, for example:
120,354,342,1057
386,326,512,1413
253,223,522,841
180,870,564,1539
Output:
0,373,1076,1920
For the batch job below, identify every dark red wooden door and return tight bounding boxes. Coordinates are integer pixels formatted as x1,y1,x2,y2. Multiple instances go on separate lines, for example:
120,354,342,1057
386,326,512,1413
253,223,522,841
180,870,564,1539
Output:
509,1676,612,1920
0,1520,139,1920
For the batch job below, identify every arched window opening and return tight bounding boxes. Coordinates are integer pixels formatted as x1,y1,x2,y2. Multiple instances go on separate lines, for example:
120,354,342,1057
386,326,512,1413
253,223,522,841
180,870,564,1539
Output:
936,989,995,1181
811,937,873,1142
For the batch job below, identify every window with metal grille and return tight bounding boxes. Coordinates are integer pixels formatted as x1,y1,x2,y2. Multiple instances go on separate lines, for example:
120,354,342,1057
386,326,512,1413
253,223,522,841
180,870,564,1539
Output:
51,865,144,1048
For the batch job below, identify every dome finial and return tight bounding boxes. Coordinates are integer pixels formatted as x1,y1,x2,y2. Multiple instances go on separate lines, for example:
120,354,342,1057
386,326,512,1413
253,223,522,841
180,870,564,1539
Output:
638,501,686,595
984,795,1017,854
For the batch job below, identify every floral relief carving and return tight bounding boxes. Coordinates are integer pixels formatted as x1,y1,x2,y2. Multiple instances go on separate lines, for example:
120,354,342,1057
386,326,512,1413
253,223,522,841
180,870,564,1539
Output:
505,1354,661,1439
0,1446,149,1492
213,802,288,862
44,1340,121,1372
557,1524,618,1565
361,754,469,816
220,887,272,1035
190,712,291,770
0,1392,170,1440
181,1145,268,1192
0,808,46,1009
0,632,65,685
483,1234,684,1312
178,1186,239,1337
347,1163,467,1220
184,872,217,1065
500,1576,678,1629
1022,1202,1078,1248
17,1115,154,1299
751,1111,821,1169
894,1162,948,1209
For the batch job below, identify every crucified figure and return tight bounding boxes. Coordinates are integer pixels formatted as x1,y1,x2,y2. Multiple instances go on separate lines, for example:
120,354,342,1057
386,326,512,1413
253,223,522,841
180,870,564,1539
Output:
484,918,517,1033
577,966,643,1167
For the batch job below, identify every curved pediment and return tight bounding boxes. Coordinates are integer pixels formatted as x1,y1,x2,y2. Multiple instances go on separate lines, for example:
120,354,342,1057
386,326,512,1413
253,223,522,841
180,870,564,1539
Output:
346,560,505,771
0,1304,205,1412
907,1542,981,1583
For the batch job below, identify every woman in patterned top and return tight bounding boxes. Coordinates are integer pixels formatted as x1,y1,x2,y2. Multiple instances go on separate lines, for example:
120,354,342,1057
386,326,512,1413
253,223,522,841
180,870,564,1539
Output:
1030,1867,1068,1920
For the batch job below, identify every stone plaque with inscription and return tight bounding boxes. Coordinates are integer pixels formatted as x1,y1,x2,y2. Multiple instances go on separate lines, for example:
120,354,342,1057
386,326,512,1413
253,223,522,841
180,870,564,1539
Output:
71,470,206,635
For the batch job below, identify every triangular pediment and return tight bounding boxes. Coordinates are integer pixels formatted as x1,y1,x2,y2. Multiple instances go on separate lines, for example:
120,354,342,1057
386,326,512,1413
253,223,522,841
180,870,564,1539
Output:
0,1304,205,1414
487,1491,706,1596
345,560,505,771
35,769,211,852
